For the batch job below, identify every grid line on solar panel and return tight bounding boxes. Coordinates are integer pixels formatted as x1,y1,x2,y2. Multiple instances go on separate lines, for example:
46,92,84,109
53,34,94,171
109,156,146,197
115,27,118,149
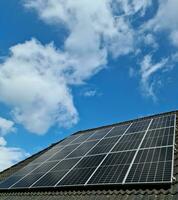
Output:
0,133,84,190
126,119,151,134
31,158,81,188
32,127,114,187
69,131,98,144
11,130,99,189
87,137,120,155
171,114,176,181
86,127,113,141
66,140,98,158
0,113,176,190
87,151,136,184
122,119,153,184
53,134,82,148
0,127,114,190
54,127,115,186
30,134,83,165
104,124,130,138
84,123,133,185
149,114,175,130
125,147,173,183
141,127,174,148
111,131,145,152
56,155,106,186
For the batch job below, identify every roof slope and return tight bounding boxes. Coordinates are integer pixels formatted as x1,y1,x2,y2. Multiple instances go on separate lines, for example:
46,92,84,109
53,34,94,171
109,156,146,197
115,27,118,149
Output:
0,111,178,200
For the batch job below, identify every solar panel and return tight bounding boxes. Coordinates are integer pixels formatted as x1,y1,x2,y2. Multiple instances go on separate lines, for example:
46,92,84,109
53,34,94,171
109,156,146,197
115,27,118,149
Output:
141,127,174,148
112,131,145,152
33,158,81,188
87,137,120,155
126,119,151,134
0,113,176,190
57,155,106,186
105,124,130,138
125,147,172,183
87,151,136,184
87,128,112,141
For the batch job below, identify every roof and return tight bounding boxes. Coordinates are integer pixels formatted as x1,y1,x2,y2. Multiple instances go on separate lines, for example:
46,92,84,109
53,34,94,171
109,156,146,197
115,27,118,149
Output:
0,110,178,200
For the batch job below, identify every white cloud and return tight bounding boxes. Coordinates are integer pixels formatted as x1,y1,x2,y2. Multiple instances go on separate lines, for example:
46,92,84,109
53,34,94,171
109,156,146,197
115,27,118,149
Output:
140,55,168,100
115,0,152,16
145,0,178,47
0,39,79,134
0,142,29,172
170,31,178,47
143,33,158,49
0,117,15,135
0,137,7,146
24,0,134,61
0,117,28,172
0,0,138,134
83,90,97,97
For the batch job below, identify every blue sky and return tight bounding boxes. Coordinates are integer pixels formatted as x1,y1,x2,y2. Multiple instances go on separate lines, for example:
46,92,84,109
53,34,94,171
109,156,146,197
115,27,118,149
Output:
0,0,178,171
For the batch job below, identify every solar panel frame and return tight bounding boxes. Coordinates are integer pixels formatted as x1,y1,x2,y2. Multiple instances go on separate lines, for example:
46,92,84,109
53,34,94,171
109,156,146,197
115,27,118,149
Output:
104,124,130,138
111,131,145,152
86,128,113,141
125,146,173,183
26,130,100,189
171,114,176,181
56,154,107,187
122,119,153,184
0,113,176,190
149,114,175,130
123,114,176,185
31,158,81,188
84,123,133,186
87,136,121,155
87,150,136,185
54,127,115,187
0,133,82,190
141,127,174,148
6,133,84,189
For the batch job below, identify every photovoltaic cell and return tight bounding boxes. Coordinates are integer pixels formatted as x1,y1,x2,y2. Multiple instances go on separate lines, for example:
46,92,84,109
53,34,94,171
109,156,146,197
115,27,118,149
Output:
87,137,120,155
30,148,62,164
141,127,174,148
48,144,80,161
126,119,151,134
12,173,44,188
57,155,105,186
54,134,80,147
87,128,112,141
149,115,175,130
0,176,24,189
32,171,68,188
31,161,58,174
125,147,173,183
88,151,136,184
105,124,130,138
32,158,80,187
13,164,40,176
67,141,98,158
70,131,95,144
112,132,144,152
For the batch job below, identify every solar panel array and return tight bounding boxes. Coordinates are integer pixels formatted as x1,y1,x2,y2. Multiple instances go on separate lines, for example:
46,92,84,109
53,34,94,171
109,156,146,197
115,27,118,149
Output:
0,113,176,190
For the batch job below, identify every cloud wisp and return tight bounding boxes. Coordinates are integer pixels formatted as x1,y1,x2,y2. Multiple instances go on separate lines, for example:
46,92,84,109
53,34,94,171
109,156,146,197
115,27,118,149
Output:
0,117,28,172
139,55,168,101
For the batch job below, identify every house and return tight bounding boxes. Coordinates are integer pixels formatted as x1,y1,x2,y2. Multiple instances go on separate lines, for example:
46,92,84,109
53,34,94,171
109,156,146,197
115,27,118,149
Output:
0,110,177,199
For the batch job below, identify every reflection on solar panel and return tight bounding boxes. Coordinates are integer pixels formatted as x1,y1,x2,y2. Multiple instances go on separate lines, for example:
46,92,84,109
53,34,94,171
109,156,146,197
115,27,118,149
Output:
0,113,176,190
